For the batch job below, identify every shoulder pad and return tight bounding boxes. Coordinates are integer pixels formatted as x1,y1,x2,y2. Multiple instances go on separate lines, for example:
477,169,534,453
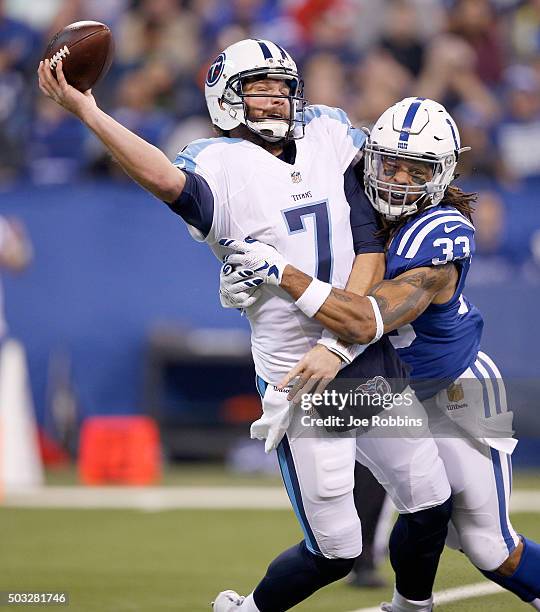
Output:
304,104,351,126
173,137,242,172
394,209,475,267
304,105,366,152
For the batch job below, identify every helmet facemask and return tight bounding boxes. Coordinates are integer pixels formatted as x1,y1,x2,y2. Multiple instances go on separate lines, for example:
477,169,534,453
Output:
220,68,306,142
364,145,458,220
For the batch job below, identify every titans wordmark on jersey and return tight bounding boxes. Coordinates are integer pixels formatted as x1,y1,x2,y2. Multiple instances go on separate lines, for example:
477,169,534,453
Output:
172,105,366,383
385,205,484,399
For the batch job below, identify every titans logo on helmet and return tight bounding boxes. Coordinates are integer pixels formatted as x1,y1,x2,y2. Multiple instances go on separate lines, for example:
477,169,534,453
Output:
206,53,226,87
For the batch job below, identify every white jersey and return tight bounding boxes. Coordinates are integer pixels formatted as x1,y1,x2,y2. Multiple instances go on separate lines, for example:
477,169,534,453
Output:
174,105,365,383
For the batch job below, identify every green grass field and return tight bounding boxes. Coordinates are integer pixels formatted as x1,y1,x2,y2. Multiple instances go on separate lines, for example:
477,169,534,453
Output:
1,504,539,612
43,464,540,490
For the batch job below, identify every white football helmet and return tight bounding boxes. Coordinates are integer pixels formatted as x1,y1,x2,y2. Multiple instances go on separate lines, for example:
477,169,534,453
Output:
204,39,306,143
364,97,470,219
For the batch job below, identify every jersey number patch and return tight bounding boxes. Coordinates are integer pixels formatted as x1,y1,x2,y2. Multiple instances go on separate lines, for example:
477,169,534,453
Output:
282,201,332,282
432,235,470,265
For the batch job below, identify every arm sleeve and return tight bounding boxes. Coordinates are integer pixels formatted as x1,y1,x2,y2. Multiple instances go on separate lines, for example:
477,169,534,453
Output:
344,163,385,255
165,171,214,238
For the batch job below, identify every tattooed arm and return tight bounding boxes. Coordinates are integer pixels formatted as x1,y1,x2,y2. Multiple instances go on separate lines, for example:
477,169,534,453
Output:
279,263,458,344
368,264,458,329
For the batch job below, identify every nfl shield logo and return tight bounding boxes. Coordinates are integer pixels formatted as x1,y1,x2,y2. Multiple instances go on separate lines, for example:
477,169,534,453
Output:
447,383,464,402
291,171,302,183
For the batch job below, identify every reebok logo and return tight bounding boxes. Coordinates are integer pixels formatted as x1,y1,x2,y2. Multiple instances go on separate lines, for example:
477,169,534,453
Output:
444,224,461,233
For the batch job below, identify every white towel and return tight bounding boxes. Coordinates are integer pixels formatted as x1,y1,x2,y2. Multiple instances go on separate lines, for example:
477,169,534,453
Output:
250,384,293,453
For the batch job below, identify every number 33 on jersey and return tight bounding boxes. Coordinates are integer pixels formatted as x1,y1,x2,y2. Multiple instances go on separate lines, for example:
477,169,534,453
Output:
385,205,483,399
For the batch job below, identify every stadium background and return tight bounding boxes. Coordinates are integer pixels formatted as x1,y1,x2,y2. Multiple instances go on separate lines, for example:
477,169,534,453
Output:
1,1,540,611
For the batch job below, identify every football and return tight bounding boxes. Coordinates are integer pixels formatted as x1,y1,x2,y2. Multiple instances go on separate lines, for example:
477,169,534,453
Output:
43,21,114,92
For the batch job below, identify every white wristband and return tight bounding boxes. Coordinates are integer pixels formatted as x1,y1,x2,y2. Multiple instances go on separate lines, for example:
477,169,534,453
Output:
317,335,369,368
295,278,332,318
366,295,384,343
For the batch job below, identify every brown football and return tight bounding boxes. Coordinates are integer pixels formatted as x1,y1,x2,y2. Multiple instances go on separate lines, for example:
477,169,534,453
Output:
44,21,114,92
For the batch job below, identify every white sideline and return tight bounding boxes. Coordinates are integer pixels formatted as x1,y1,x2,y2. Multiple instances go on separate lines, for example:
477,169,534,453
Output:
2,487,540,511
1,486,291,510
349,582,503,612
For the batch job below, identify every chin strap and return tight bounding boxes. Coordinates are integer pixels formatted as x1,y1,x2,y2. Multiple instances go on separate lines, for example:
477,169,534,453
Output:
246,118,290,142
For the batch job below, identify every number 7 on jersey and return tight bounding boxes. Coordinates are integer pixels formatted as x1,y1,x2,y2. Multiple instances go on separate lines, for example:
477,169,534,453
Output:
282,201,333,283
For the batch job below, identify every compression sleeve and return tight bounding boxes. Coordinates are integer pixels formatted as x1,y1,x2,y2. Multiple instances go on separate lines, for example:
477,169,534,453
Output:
165,171,215,237
344,163,385,255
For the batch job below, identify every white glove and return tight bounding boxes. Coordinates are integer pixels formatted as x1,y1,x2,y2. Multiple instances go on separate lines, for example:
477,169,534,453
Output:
219,262,262,309
218,237,289,287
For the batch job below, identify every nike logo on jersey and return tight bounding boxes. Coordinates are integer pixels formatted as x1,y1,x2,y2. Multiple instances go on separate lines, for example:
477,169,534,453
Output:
444,223,461,233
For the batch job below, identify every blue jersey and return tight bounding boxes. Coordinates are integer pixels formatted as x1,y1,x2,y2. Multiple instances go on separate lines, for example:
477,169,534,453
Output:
385,205,484,400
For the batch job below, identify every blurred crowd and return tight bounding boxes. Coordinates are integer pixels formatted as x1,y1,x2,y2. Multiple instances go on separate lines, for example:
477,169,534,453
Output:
1,0,540,273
